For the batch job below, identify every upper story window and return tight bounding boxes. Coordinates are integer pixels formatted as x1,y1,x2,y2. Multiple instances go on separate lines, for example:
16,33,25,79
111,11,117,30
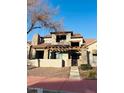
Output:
56,35,66,42
71,42,79,47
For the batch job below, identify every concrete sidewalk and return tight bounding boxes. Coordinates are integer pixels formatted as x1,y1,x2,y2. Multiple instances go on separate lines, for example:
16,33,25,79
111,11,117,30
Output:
69,66,81,80
28,76,97,93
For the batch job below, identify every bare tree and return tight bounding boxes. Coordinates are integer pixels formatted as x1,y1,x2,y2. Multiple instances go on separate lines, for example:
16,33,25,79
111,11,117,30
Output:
27,0,64,34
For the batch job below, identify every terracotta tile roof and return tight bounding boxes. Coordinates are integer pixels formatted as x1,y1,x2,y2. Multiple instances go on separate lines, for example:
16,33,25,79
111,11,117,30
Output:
84,38,96,46
71,34,83,38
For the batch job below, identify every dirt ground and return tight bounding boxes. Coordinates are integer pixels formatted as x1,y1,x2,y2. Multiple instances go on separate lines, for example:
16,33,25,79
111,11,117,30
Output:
79,67,97,80
27,67,70,78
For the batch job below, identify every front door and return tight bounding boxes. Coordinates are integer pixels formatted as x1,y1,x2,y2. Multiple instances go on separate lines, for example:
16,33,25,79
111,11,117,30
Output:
72,59,77,66
71,53,79,66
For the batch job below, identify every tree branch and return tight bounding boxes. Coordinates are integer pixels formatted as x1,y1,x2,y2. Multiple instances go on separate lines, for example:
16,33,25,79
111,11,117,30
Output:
27,23,34,34
27,24,41,34
32,26,41,29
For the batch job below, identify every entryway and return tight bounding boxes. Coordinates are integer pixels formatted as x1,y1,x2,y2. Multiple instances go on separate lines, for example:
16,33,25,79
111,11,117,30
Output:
71,52,79,66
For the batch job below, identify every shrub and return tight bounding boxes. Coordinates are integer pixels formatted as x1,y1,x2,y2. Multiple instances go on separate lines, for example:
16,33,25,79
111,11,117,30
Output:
87,70,97,79
80,64,92,70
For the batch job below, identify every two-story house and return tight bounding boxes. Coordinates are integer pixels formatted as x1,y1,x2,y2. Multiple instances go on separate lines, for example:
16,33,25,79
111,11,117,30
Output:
27,31,95,67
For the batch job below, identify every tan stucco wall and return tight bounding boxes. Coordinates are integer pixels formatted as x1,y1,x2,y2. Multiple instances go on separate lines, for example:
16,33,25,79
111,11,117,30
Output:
87,42,97,67
87,42,97,52
44,49,48,59
65,59,71,67
57,53,73,67
39,59,62,67
27,59,38,67
27,44,31,58
29,47,89,67
66,33,71,43
27,58,88,67
44,33,84,47
80,48,88,64
31,48,36,59
51,34,56,44
32,34,40,45
70,38,83,46
28,59,63,67
44,38,53,43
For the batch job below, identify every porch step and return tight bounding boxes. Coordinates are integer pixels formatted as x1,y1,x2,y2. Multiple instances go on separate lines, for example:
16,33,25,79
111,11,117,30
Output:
69,66,81,80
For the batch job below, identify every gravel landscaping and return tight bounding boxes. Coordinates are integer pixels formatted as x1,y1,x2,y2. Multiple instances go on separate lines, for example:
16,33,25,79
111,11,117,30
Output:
28,67,70,78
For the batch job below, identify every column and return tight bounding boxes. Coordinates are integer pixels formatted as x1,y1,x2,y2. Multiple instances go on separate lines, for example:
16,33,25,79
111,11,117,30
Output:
44,49,48,59
31,48,36,59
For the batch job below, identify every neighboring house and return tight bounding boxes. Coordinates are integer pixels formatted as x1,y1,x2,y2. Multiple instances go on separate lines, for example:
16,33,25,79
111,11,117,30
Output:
27,31,97,67
85,39,97,67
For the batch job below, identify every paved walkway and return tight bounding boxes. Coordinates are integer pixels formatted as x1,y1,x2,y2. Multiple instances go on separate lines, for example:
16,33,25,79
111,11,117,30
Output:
28,76,97,93
69,66,81,80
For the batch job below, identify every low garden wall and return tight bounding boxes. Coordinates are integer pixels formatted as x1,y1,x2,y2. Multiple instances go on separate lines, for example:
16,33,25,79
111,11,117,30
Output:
27,59,87,67
27,59,62,67
27,59,38,67
39,59,62,67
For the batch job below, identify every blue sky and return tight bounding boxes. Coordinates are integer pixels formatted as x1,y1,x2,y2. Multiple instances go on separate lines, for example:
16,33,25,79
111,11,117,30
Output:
27,0,97,41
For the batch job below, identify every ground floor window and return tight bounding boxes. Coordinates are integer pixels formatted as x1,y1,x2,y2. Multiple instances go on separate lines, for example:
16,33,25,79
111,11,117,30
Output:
35,51,44,59
50,52,56,59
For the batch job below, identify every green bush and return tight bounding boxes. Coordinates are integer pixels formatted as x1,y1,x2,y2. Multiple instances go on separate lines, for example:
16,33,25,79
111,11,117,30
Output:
87,70,97,79
80,64,92,70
